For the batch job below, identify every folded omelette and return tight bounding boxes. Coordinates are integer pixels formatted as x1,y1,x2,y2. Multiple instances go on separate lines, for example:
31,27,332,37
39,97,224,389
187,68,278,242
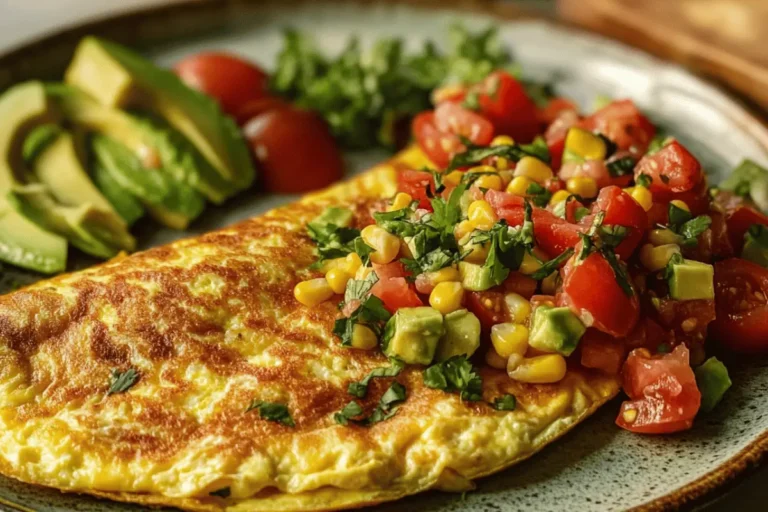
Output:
0,147,619,511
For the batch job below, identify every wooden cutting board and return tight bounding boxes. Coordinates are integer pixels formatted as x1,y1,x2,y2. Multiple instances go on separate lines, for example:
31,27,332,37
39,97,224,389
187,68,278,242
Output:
557,0,768,111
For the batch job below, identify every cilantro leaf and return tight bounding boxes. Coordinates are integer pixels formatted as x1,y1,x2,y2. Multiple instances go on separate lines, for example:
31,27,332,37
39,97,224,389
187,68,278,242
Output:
647,135,673,155
574,206,590,222
529,247,574,280
668,202,693,227
334,401,364,425
348,358,405,398
606,156,636,177
472,221,525,287
526,181,552,208
492,394,517,411
307,222,360,262
333,295,391,346
423,355,483,402
108,368,139,395
343,271,379,305
679,215,712,246
746,223,768,248
335,382,406,426
601,247,634,297
246,400,295,427
663,252,685,279
598,225,629,248
635,173,652,188
447,140,548,171
353,237,375,265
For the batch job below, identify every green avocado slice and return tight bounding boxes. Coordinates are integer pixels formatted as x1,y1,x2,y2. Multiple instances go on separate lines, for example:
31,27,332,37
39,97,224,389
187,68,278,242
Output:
90,157,145,226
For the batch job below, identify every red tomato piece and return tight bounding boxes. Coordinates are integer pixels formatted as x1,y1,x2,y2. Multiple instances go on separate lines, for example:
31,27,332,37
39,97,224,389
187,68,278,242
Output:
580,329,626,375
242,106,344,193
710,258,768,354
725,205,768,253
464,71,539,142
558,244,640,337
234,96,292,125
502,272,538,299
564,197,586,223
413,103,494,169
634,140,702,194
545,109,580,171
175,52,269,119
537,97,578,126
371,263,421,313
466,291,510,333
616,345,701,434
580,99,656,153
397,168,434,210
653,298,716,349
583,186,648,259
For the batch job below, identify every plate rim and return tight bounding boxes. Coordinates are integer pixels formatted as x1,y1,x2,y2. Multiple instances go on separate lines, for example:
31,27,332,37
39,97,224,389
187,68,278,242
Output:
0,0,766,510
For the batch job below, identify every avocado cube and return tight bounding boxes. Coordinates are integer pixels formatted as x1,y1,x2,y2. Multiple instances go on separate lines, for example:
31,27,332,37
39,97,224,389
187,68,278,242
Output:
459,261,497,292
695,357,732,413
382,307,444,365
435,309,481,362
668,259,714,301
529,306,586,356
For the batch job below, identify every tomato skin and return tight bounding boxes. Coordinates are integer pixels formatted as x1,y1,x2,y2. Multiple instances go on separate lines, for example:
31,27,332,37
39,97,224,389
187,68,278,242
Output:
545,109,579,171
725,206,768,253
175,52,269,119
558,244,640,337
371,262,422,313
634,140,702,194
580,329,626,375
584,186,648,259
710,258,768,354
242,106,344,193
466,291,510,333
580,99,655,153
397,168,434,210
234,96,292,125
502,272,538,299
413,104,494,169
616,345,701,434
465,71,539,142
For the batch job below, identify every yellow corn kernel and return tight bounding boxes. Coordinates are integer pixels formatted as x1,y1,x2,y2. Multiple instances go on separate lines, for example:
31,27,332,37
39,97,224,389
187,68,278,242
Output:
467,165,497,175
355,265,373,280
495,156,510,171
491,135,515,147
623,186,635,196
506,176,534,196
454,220,475,241
423,266,461,286
361,225,400,264
486,349,508,370
498,169,514,186
317,257,347,274
639,243,681,272
294,278,334,307
630,186,653,211
565,127,607,161
506,353,524,372
670,199,690,212
549,189,571,206
541,272,559,295
566,177,599,199
474,174,503,191
648,228,683,246
429,282,465,315
468,200,498,230
443,170,465,186
388,192,413,211
514,156,554,183
325,268,351,294
491,322,530,358
344,252,363,274
350,324,378,350
508,354,567,384
463,243,488,264
518,251,543,276
399,237,414,259
504,293,532,324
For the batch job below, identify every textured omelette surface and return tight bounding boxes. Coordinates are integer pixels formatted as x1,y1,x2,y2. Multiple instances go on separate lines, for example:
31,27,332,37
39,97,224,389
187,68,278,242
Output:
0,148,619,511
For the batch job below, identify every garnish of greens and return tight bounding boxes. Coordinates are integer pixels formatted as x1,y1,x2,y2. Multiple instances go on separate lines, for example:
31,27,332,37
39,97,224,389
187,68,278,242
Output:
423,355,483,402
108,368,139,395
348,358,405,398
333,273,391,346
576,211,634,296
246,399,296,427
666,202,711,247
334,382,407,426
447,137,550,171
271,24,551,149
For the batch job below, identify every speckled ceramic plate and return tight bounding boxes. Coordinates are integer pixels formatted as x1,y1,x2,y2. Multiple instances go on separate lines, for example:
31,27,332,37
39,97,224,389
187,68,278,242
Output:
0,1,767,511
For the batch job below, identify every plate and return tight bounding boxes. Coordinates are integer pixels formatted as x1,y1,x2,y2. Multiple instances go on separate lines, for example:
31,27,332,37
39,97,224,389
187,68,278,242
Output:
0,1,767,511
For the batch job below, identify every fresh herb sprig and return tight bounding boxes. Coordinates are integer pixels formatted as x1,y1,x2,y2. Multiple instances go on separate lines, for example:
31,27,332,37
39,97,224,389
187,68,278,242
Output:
108,368,139,395
348,358,405,398
247,400,295,427
423,355,483,402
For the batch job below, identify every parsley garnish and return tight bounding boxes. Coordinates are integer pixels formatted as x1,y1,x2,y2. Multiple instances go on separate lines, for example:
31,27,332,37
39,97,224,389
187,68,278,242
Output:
601,246,634,297
647,135,672,155
447,137,550,171
333,295,391,346
343,271,379,305
595,133,617,159
598,225,629,248
423,355,483,402
575,212,634,296
246,400,295,427
353,237,375,266
334,382,406,426
668,202,693,226
334,401,364,425
663,252,685,279
108,368,139,395
526,181,552,207
574,206,590,222
492,394,517,411
471,220,526,287
606,156,636,177
746,223,768,248
529,247,574,280
307,221,360,263
678,215,712,246
348,358,405,398
635,173,652,188
210,488,231,498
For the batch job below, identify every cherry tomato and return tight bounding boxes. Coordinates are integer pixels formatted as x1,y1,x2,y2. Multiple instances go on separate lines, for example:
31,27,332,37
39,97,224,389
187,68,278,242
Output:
580,99,655,153
234,96,292,125
583,186,648,260
682,210,734,262
725,205,768,253
413,103,494,169
397,168,434,210
653,298,716,350
537,97,578,126
242,106,344,193
175,52,269,119
634,140,702,194
464,71,539,142
580,329,626,375
371,262,422,313
710,258,768,354
616,345,701,434
466,290,510,333
558,243,640,337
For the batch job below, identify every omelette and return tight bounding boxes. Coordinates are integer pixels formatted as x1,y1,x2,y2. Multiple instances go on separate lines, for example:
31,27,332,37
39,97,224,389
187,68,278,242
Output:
0,146,619,511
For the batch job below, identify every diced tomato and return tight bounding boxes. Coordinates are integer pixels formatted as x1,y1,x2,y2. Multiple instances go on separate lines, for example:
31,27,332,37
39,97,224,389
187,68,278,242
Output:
564,197,586,223
485,189,525,212
466,290,510,333
725,205,768,253
397,168,434,210
559,160,612,189
545,109,580,171
370,262,422,313
582,186,648,259
710,258,768,354
502,272,538,299
580,99,655,154
616,345,701,434
646,179,711,227
682,210,734,262
537,97,578,126
463,71,539,142
634,140,702,194
580,329,626,375
413,103,494,169
558,244,640,337
372,261,409,280
653,298,716,348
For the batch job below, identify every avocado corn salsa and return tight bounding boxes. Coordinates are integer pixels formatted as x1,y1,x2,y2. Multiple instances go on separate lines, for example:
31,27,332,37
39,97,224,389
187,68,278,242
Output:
295,69,768,435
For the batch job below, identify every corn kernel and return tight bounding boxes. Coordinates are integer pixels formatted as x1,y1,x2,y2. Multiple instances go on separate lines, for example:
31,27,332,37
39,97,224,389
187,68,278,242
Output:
670,199,690,212
491,322,529,358
648,228,683,246
294,278,334,307
630,186,653,211
467,165,497,174
623,186,635,196
508,354,567,383
399,237,414,259
622,408,638,424
423,266,461,286
468,200,497,230
549,189,571,206
504,293,532,324
639,243,681,272
566,177,599,199
565,127,607,161
325,267,351,294
355,265,373,280
495,156,510,171
506,176,533,196
506,353,524,372
491,135,515,147
388,192,413,211
429,282,465,315
498,169,514,186
443,170,464,186
361,225,400,264
541,272,559,295
474,174,503,191
350,324,378,350
463,243,488,264
486,349,508,370
344,252,363,274
514,156,554,183
317,257,347,274
454,220,475,241
518,251,543,276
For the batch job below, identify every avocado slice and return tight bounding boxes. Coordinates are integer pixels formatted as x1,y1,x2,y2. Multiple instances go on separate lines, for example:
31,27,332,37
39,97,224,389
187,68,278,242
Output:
382,307,445,365
435,309,481,362
668,259,715,301
22,124,61,163
695,357,732,413
65,37,255,192
0,197,66,274
459,261,497,292
90,156,145,226
529,305,586,356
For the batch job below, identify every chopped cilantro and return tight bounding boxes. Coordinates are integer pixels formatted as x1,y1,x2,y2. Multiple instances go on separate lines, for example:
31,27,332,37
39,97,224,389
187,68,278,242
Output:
529,247,574,280
595,133,618,159
246,400,295,427
647,134,673,155
333,295,391,346
353,237,375,265
598,225,629,248
335,382,406,426
423,355,483,402
492,394,517,411
663,252,685,279
447,137,549,171
108,368,139,395
678,215,712,246
307,221,360,263
668,203,693,227
635,173,652,188
348,358,405,398
334,401,364,425
574,206,590,222
746,223,768,248
606,156,636,177
471,220,527,287
526,181,552,207
343,272,379,305
601,246,634,297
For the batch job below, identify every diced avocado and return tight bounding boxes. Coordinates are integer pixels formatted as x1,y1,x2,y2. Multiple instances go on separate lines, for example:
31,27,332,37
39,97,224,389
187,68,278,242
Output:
91,157,145,226
382,307,445,365
668,259,715,300
695,357,732,413
459,261,496,292
435,309,481,362
65,37,255,191
741,224,768,268
529,305,586,356
0,197,66,274
309,207,354,231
